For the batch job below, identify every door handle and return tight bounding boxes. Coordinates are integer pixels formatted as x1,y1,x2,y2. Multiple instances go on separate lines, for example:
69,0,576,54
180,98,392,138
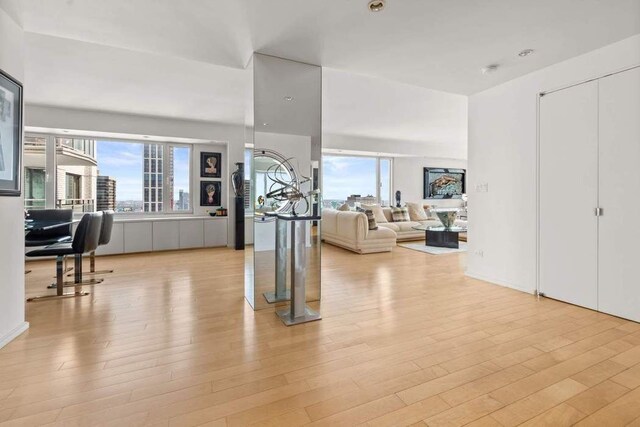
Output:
595,207,603,217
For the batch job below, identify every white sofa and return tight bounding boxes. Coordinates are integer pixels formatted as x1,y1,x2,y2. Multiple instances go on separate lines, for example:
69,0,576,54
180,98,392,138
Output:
322,205,467,254
322,210,397,253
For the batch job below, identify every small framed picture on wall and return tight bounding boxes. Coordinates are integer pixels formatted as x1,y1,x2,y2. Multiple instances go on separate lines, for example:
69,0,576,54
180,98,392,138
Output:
200,181,221,207
200,152,222,178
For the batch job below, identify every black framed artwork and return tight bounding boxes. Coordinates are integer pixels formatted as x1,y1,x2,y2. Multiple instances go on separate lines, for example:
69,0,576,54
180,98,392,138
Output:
200,152,222,178
0,68,23,196
200,181,222,207
423,168,466,199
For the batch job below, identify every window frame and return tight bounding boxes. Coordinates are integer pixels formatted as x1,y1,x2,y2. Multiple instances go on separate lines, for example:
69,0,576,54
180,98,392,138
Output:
25,132,194,216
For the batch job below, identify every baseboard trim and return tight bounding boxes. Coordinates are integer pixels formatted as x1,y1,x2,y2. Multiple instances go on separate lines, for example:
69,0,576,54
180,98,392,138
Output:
0,322,29,350
465,271,534,295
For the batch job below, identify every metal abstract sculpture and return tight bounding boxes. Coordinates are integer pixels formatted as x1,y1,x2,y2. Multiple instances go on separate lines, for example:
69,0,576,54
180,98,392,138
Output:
264,156,317,216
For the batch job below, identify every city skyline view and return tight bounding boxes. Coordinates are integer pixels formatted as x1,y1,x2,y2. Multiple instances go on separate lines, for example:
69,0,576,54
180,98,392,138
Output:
322,155,390,205
96,140,191,210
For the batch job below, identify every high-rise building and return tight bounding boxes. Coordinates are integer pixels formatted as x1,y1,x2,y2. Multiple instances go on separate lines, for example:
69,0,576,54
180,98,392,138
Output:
96,175,116,211
177,189,189,210
143,143,165,212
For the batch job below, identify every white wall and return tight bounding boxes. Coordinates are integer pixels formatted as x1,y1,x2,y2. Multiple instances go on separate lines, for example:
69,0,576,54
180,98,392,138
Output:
25,105,244,246
467,35,640,293
394,157,467,207
0,3,29,348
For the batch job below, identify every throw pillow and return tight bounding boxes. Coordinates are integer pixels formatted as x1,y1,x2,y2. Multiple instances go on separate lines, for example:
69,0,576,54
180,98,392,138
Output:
337,203,350,211
391,206,410,222
356,207,378,230
361,203,387,223
406,202,428,221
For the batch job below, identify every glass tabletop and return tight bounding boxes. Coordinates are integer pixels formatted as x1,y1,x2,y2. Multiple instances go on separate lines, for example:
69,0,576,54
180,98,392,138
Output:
412,225,467,232
24,219,76,232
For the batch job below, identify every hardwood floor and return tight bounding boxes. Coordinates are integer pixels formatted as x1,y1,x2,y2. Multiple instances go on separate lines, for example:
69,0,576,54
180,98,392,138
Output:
2,244,639,426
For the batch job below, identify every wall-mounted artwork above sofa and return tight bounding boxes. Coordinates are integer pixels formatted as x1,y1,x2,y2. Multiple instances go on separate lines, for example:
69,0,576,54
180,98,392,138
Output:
423,168,465,199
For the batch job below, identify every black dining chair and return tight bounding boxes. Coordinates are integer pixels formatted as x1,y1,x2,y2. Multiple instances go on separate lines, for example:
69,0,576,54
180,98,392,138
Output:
71,210,115,277
26,212,103,301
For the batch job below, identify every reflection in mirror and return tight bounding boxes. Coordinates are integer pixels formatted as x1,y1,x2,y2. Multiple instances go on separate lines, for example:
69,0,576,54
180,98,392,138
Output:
253,149,299,219
244,54,322,315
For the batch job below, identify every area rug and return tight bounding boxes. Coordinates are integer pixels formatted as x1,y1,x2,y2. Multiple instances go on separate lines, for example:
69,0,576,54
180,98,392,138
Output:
397,241,468,255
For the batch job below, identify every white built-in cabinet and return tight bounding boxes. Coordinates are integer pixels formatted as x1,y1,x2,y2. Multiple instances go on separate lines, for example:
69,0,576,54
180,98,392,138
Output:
539,66,640,322
96,217,228,255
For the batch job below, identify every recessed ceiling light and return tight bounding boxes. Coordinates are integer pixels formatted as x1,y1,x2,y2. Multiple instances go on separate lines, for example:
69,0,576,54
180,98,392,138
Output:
481,64,499,74
284,96,293,101
518,48,534,57
368,0,385,12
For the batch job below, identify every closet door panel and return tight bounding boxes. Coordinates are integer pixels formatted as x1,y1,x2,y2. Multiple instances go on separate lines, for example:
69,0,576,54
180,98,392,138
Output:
539,81,599,309
598,67,640,322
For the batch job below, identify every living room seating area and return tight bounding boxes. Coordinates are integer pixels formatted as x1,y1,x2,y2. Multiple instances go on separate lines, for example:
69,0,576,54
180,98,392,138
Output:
323,202,467,253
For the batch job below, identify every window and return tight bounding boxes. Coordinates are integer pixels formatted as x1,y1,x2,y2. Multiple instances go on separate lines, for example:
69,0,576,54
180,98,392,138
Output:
95,140,191,213
24,168,46,209
65,173,81,201
56,137,96,211
23,136,48,210
27,133,195,215
322,155,392,208
380,158,391,207
96,140,145,212
170,146,190,211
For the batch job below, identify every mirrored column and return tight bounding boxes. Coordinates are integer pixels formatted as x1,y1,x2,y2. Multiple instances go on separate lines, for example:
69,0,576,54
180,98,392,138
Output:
244,54,322,314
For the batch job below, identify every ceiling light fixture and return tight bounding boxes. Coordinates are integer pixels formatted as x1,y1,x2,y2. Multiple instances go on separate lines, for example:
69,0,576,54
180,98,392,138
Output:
518,48,534,57
368,0,385,12
284,96,293,101
481,64,499,74
262,123,269,126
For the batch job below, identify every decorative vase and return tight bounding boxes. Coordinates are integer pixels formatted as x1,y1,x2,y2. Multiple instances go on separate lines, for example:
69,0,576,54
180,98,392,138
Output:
395,190,401,208
434,209,459,229
231,162,244,198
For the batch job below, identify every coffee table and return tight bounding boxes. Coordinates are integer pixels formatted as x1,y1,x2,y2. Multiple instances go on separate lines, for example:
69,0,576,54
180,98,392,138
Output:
412,225,467,249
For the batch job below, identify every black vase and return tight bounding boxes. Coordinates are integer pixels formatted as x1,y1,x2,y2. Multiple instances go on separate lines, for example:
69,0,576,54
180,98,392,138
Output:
232,162,244,197
232,162,245,250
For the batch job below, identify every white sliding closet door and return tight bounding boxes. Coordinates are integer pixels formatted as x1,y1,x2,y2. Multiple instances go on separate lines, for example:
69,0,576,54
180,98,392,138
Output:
598,67,640,322
539,81,599,309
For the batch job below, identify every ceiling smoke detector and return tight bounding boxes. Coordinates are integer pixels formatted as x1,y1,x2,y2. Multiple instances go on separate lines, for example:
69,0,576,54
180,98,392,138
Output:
368,0,385,12
518,48,535,57
481,64,499,74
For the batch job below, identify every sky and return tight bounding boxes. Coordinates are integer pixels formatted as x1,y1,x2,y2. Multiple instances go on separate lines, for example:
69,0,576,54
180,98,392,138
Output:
96,140,190,202
322,156,379,201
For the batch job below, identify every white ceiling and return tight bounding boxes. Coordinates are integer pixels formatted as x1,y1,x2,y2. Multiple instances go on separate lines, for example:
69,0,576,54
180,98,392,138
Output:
15,0,640,154
21,0,640,94
323,68,467,145
23,33,248,124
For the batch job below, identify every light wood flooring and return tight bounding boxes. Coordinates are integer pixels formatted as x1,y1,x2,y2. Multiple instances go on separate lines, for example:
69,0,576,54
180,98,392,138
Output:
2,244,640,426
